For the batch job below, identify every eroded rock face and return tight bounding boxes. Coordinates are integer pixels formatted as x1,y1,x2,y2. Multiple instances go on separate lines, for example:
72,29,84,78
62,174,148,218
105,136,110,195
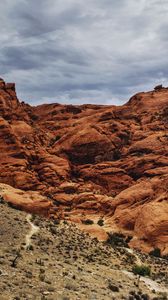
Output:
0,79,168,254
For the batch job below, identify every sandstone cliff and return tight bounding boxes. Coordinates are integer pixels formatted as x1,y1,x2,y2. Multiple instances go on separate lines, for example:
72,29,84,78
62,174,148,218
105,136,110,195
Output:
0,78,167,255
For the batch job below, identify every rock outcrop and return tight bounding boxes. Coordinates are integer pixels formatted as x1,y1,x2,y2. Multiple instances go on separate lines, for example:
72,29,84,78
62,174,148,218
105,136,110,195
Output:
0,78,167,254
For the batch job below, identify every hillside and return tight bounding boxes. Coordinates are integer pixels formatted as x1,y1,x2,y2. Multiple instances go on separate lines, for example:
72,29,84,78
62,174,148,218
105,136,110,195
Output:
0,78,168,255
0,200,168,299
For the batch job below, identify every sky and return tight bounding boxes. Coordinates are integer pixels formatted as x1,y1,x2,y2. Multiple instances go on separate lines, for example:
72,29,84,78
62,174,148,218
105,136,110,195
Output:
0,0,168,105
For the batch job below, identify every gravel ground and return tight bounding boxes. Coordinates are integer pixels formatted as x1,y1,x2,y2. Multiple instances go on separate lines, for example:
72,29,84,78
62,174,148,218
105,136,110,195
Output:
0,201,167,300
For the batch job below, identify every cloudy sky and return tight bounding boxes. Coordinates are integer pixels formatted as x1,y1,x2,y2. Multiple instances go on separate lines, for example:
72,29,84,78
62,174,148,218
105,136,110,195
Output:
1,0,168,105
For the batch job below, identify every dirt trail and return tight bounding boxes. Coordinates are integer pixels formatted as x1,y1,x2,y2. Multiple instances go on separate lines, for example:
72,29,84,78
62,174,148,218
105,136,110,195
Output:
125,247,142,265
25,214,39,249
123,270,168,293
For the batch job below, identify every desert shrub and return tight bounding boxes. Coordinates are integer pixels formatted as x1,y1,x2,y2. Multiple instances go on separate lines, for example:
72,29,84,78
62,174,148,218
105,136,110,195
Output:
31,214,36,222
7,201,18,209
149,248,161,258
125,235,133,243
97,219,104,226
106,232,128,247
132,264,151,277
162,254,168,261
82,219,94,225
154,84,163,90
27,244,34,251
53,218,60,225
50,226,57,235
0,196,5,204
39,274,45,281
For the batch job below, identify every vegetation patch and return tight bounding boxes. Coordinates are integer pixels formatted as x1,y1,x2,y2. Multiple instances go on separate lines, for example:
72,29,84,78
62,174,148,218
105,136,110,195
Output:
82,219,94,225
106,232,130,248
97,219,104,226
132,264,151,277
149,248,161,258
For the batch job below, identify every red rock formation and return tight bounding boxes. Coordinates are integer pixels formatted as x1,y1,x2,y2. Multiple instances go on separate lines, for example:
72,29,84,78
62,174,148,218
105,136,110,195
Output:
0,79,167,254
0,183,52,216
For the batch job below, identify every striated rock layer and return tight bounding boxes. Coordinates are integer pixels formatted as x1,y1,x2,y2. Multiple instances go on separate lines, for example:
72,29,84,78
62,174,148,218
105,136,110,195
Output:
0,78,168,254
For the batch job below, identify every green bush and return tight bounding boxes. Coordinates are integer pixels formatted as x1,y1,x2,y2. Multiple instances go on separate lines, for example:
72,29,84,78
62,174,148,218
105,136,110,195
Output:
149,248,161,258
97,219,104,226
0,196,4,204
82,219,94,225
132,264,151,277
106,232,128,247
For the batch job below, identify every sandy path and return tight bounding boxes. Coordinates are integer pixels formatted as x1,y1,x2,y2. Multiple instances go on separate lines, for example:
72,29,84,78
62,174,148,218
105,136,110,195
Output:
25,214,39,249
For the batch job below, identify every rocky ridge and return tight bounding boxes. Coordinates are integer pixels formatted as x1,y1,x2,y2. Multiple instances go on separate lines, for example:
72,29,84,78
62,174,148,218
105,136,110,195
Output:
0,78,168,255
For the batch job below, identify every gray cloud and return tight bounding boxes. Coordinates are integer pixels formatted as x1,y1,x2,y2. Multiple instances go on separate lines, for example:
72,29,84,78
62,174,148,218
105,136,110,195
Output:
0,0,168,105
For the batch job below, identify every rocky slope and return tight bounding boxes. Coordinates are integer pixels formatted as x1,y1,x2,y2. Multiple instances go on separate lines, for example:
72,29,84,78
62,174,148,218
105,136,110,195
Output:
0,78,168,255
0,200,168,300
